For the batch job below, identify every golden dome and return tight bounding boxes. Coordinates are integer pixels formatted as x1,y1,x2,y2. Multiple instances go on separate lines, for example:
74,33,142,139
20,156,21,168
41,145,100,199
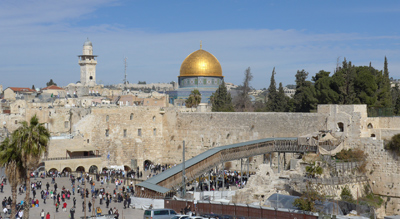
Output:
179,49,223,77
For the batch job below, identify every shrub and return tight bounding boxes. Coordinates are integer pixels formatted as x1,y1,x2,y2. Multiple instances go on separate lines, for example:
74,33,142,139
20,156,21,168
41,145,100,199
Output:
340,186,354,203
385,134,400,156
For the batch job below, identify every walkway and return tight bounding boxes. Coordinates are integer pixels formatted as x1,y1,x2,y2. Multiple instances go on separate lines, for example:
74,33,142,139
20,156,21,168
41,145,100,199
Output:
136,137,317,198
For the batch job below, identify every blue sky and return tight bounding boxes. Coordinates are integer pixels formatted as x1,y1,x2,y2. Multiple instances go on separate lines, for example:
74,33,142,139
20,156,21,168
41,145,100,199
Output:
1,0,399,89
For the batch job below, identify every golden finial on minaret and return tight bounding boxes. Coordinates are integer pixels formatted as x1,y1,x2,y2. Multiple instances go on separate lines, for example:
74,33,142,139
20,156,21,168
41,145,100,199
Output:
200,40,202,50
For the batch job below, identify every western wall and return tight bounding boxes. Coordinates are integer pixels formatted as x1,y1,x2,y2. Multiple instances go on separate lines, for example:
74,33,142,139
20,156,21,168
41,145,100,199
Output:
2,103,400,215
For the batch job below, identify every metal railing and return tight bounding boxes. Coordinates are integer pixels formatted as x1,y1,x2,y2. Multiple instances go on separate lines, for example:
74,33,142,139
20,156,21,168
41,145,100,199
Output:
42,155,101,161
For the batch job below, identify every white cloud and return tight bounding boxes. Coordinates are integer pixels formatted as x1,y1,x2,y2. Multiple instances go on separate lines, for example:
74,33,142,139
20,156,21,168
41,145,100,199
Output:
0,1,399,89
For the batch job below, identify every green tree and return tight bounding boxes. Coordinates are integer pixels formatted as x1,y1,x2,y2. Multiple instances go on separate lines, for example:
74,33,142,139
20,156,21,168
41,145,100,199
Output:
31,85,35,90
353,66,378,106
312,70,339,104
276,82,288,112
333,58,356,104
266,67,278,111
210,81,234,112
0,137,24,218
293,70,317,112
293,183,325,212
185,89,202,108
395,95,400,115
234,67,253,112
341,186,354,203
14,115,50,219
378,56,392,107
46,79,57,87
391,84,400,113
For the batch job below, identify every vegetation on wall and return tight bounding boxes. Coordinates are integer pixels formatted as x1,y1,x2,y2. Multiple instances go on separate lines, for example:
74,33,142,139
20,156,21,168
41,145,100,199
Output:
385,133,400,156
305,162,323,178
293,183,325,212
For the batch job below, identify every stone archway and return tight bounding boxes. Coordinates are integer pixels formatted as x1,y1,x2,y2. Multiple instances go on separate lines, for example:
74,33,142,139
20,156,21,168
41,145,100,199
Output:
124,165,131,171
76,166,85,172
48,168,58,173
62,167,72,173
144,160,152,171
89,165,98,174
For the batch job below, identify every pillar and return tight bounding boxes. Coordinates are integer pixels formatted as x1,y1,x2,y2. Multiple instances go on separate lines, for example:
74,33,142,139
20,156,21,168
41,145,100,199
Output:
278,152,280,173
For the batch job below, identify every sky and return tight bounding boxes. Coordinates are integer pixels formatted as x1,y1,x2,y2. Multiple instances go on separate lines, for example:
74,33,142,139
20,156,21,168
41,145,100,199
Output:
0,0,399,89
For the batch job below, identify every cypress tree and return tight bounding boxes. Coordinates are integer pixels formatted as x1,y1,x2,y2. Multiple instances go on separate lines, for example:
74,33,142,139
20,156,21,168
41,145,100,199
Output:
210,81,234,112
276,82,288,112
266,67,278,111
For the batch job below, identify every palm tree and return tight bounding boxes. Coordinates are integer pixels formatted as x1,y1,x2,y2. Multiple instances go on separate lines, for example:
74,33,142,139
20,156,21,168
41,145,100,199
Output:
0,137,24,218
185,89,202,108
14,115,50,219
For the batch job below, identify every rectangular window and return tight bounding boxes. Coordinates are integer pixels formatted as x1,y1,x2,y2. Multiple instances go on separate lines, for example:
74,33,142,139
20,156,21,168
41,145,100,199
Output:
138,129,142,137
105,129,109,137
64,121,69,128
15,120,17,124
124,129,127,137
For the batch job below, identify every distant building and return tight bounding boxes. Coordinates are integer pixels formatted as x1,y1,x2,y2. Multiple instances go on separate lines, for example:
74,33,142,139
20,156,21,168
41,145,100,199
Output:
283,86,295,97
41,85,66,98
3,87,36,100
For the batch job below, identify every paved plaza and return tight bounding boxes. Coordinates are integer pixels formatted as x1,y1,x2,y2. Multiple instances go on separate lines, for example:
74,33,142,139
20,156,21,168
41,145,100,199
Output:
0,169,145,219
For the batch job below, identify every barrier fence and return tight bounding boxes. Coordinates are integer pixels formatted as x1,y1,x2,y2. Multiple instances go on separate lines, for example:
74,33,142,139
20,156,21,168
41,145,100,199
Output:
164,199,318,219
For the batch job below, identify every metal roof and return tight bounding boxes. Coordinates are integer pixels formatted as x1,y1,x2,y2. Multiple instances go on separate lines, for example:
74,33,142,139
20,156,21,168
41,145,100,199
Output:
137,137,297,193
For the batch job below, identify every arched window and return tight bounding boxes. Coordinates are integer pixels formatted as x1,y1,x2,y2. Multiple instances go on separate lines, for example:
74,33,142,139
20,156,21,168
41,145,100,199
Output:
337,122,344,132
367,123,373,129
153,128,157,136
371,134,376,138
130,113,133,120
153,116,156,122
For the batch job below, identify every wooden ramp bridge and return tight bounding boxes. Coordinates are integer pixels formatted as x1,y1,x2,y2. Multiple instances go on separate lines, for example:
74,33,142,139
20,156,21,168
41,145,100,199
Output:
135,137,317,198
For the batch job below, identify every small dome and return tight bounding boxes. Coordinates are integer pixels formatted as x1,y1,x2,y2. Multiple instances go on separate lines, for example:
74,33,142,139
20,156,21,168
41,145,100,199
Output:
179,49,222,77
83,38,92,47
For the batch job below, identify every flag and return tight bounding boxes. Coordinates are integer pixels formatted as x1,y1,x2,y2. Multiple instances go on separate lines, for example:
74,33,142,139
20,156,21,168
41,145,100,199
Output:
107,152,110,160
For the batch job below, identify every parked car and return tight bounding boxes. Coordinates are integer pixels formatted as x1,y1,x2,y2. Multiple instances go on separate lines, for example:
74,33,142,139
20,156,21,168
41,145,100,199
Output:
143,208,177,219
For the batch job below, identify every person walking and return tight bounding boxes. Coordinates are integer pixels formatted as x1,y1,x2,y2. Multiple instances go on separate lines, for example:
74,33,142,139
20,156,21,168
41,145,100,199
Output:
55,202,59,212
88,201,92,212
46,212,50,219
73,197,76,208
70,208,75,219
40,209,45,219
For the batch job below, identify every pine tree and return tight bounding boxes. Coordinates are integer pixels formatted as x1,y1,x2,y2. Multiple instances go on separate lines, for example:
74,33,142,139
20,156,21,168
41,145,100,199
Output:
293,70,317,112
210,81,234,112
266,67,278,111
31,85,35,90
46,79,57,87
276,82,288,112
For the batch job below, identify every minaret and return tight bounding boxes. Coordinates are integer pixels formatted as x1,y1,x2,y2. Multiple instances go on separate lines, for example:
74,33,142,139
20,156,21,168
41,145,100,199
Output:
78,38,97,87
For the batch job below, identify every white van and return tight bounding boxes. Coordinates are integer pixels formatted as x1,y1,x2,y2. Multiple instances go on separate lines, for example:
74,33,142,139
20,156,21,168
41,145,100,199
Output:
143,209,177,219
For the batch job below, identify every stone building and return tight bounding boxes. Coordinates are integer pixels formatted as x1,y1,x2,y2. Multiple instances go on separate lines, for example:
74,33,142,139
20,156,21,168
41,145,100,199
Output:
79,38,97,87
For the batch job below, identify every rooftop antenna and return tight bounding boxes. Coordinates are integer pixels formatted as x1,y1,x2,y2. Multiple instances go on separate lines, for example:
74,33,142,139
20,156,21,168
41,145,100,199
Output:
123,57,128,90
200,40,202,50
